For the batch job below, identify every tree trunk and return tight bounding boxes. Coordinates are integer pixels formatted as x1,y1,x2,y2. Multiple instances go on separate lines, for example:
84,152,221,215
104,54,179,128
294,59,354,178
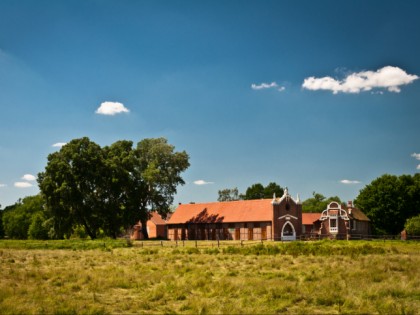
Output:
141,218,149,239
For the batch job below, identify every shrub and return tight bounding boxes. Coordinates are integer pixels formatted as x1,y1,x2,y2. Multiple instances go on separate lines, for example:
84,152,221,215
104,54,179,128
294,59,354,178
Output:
405,214,420,235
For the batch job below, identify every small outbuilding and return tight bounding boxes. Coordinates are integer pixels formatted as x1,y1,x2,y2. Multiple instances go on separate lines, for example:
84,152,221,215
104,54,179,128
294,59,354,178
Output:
131,212,167,240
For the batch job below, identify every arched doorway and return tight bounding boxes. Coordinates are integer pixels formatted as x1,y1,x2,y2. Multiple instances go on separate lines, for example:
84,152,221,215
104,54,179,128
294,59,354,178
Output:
281,221,296,241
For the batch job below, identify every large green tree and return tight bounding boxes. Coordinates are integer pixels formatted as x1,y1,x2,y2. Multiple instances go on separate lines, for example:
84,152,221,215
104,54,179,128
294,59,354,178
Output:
133,138,190,239
355,174,420,235
38,137,106,239
38,137,189,239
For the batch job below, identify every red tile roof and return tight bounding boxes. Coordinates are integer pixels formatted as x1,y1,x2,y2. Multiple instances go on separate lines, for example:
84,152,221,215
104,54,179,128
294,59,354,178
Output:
167,199,274,224
149,212,167,225
302,213,321,225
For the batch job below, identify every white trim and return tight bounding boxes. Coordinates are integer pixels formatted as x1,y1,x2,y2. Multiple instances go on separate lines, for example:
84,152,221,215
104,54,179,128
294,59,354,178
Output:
278,214,298,220
281,221,296,241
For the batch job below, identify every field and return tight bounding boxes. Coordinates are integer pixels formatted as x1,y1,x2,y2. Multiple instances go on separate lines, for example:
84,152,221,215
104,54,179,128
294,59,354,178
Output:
0,240,419,314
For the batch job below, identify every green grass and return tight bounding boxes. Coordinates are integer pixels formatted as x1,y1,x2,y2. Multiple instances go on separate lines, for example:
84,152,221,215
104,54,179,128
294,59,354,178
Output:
0,240,419,314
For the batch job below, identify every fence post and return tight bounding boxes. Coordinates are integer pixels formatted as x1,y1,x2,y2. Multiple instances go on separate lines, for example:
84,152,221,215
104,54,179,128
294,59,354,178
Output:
195,240,198,248
218,239,220,248
161,240,163,247
176,240,178,247
241,240,243,247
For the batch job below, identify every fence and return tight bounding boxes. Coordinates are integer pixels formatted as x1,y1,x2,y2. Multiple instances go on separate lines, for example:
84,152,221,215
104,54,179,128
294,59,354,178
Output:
131,234,420,249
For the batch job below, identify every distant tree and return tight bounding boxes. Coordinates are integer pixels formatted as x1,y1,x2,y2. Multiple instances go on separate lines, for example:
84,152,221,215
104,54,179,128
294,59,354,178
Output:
2,195,46,239
404,214,420,235
239,182,284,200
218,188,240,202
242,183,265,200
0,206,4,239
28,212,49,240
355,174,420,235
263,182,284,199
302,192,342,213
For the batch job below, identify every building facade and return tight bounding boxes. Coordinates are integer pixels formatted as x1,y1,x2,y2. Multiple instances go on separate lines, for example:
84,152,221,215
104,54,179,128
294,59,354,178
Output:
166,189,371,241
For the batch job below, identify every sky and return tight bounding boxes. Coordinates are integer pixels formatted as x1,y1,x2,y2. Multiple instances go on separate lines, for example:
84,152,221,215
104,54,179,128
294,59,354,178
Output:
0,0,420,208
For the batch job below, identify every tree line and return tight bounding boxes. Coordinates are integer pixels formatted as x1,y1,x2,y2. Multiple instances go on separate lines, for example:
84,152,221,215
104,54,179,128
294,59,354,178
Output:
1,137,189,240
1,138,419,239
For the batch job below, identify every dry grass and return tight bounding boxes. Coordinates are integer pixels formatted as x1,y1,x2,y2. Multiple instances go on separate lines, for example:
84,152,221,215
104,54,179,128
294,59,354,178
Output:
0,240,419,314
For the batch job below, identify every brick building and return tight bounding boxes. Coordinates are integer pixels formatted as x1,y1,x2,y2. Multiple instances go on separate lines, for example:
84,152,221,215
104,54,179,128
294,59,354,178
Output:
131,211,167,240
166,189,370,241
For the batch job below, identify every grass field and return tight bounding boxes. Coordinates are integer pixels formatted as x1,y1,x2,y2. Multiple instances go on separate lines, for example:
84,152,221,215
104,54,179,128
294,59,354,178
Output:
0,240,419,314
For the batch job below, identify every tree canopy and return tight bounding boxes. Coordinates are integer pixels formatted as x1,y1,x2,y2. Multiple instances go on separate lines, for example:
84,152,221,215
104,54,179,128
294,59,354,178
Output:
302,192,342,213
38,137,189,239
355,174,420,235
241,182,284,200
218,182,284,201
2,195,48,239
218,188,240,202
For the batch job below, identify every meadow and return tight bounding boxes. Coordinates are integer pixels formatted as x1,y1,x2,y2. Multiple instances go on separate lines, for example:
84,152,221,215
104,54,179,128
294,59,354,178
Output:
0,240,419,314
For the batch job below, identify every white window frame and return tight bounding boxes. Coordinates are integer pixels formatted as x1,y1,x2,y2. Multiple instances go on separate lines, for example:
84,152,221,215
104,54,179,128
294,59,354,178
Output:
329,217,338,233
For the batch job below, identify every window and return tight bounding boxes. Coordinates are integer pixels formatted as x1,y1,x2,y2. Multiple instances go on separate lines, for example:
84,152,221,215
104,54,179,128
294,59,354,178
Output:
261,226,267,240
351,220,357,231
223,228,229,240
285,203,291,211
235,228,240,240
329,218,338,233
248,228,254,240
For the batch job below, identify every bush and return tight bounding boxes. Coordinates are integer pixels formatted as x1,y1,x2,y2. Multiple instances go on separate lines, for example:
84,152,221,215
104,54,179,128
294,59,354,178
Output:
28,213,49,240
405,214,420,235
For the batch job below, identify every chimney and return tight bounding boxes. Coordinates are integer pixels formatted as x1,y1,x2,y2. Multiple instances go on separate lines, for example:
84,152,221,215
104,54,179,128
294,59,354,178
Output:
347,200,353,214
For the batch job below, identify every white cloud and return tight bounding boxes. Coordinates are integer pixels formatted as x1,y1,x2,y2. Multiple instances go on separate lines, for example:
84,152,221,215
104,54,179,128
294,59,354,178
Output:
14,182,33,188
95,101,130,116
251,82,286,92
302,66,418,94
52,142,67,148
340,179,361,185
411,153,420,160
194,180,214,185
22,174,36,181
0,183,6,188
417,165,420,170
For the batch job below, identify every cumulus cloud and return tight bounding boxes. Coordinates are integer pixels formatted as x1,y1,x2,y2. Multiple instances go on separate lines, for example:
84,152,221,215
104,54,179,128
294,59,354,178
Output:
417,165,420,170
14,182,33,188
251,82,285,92
52,142,67,148
0,183,6,188
194,180,214,185
22,174,36,181
411,153,420,160
340,179,361,185
302,66,418,94
95,101,130,115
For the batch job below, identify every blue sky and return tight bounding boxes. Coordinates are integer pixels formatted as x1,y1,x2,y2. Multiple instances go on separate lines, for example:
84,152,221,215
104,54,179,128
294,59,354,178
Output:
1,0,419,207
